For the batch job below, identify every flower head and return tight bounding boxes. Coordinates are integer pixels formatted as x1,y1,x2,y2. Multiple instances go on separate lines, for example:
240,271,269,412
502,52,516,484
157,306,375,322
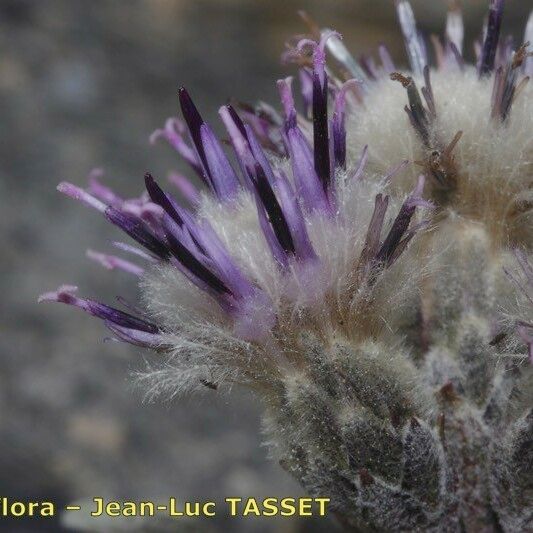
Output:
41,2,533,531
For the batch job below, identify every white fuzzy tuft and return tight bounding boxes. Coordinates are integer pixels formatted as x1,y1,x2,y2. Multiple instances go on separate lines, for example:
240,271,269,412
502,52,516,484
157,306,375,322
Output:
349,67,533,244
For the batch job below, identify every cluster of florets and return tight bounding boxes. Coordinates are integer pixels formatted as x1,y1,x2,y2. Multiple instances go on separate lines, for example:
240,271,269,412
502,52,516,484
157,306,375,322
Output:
40,24,435,370
41,1,532,530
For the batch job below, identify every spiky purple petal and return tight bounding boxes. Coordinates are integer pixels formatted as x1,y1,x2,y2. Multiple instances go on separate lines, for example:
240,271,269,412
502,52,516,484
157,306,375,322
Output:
219,105,277,190
274,173,317,262
479,0,505,77
39,285,160,334
105,323,165,349
375,176,430,266
57,182,108,213
200,123,240,201
286,125,331,214
333,80,360,170
298,69,314,118
86,249,144,276
251,168,296,261
306,33,339,193
167,172,201,206
112,242,158,262
105,206,170,260
87,169,124,207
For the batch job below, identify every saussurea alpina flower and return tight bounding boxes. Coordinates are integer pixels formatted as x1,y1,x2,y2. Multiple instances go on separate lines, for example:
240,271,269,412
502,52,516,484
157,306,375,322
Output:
41,1,532,531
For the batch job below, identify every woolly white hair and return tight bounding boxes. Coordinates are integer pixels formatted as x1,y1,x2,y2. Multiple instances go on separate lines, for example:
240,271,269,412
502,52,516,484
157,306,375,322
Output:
350,66,533,244
140,162,431,398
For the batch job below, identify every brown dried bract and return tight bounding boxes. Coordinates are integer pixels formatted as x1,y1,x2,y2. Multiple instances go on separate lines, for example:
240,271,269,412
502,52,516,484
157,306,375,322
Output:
390,72,412,88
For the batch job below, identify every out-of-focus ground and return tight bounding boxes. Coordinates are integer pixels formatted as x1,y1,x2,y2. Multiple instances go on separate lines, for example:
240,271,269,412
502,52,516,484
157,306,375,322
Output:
1,1,530,531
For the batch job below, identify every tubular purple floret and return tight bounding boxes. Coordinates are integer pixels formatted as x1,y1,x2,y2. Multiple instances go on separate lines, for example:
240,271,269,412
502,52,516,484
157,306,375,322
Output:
150,117,202,177
375,175,432,266
252,167,317,268
144,172,186,228
38,285,160,334
86,249,145,276
219,105,259,195
296,31,341,85
334,79,362,119
235,102,285,157
178,88,241,201
59,178,165,233
277,77,297,129
298,69,313,118
87,170,124,207
219,104,249,159
219,105,277,189
112,242,158,262
285,124,331,215
359,194,390,268
178,87,207,169
104,322,165,349
57,182,108,213
244,124,279,186
479,0,506,77
144,175,202,254
256,200,289,268
167,172,201,206
349,146,369,182
199,123,241,201
274,172,317,263
312,34,336,193
39,286,164,349
250,167,296,266
333,79,361,170
296,32,341,194
104,206,170,260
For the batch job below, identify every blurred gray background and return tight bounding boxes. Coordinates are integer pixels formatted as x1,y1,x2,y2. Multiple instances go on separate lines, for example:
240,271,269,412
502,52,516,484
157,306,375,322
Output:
1,1,530,531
